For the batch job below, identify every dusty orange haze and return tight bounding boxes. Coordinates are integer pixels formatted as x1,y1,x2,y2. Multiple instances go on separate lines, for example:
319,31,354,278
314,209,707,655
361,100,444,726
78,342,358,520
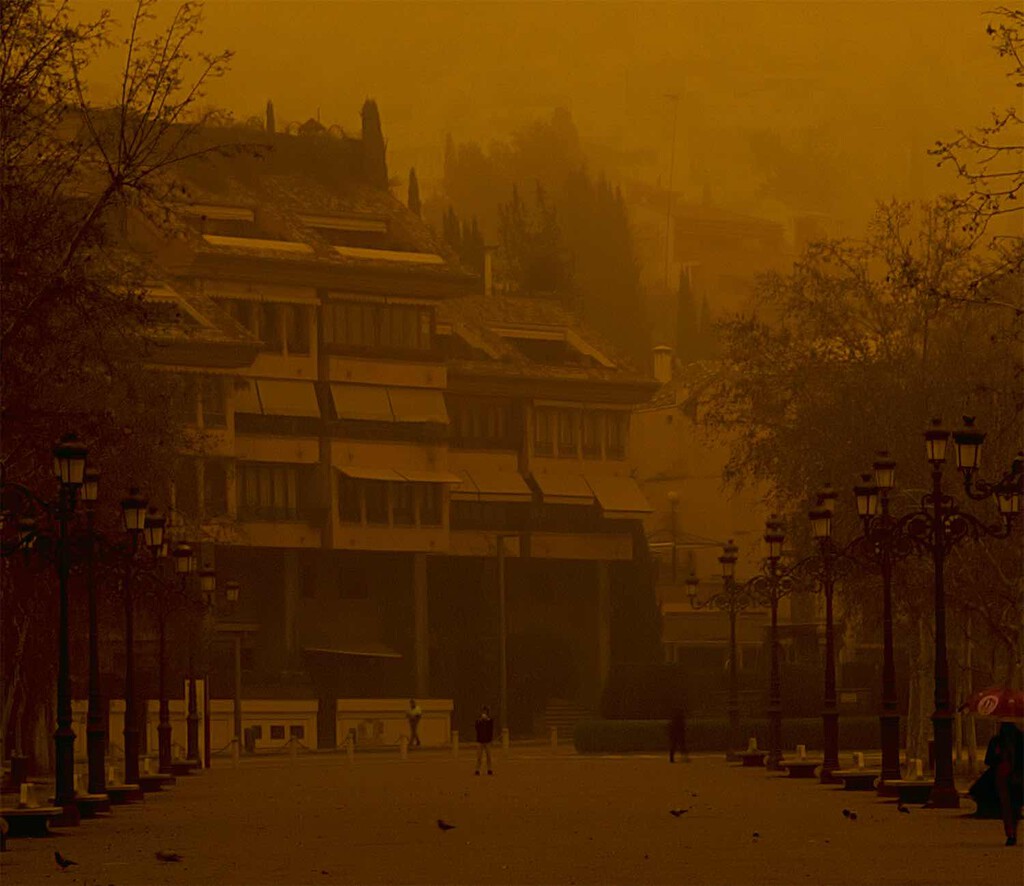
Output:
74,0,1012,231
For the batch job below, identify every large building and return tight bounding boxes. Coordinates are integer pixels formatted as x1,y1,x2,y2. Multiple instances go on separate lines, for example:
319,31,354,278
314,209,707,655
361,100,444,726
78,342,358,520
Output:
134,105,660,741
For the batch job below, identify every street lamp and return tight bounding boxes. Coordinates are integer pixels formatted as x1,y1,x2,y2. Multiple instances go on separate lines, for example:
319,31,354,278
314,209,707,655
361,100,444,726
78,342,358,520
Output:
53,433,87,823
173,544,201,766
687,540,753,759
805,491,844,784
80,467,107,798
198,566,216,767
120,487,148,787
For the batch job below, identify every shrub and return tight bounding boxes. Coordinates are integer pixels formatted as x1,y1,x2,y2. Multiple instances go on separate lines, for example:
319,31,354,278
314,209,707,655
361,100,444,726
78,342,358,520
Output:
574,716,907,754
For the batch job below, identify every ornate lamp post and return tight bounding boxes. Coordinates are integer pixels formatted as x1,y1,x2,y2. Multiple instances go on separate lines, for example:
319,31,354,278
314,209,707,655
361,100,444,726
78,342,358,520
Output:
172,544,200,767
687,540,754,759
199,565,216,768
52,435,88,822
806,486,844,784
119,488,148,786
908,418,1019,808
80,467,107,798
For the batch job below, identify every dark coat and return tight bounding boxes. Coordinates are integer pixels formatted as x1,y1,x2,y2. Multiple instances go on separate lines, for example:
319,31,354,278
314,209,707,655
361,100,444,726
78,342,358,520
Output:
475,715,495,744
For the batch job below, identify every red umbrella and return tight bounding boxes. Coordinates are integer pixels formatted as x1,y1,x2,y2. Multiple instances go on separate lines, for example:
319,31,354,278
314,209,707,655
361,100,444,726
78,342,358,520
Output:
961,686,1024,719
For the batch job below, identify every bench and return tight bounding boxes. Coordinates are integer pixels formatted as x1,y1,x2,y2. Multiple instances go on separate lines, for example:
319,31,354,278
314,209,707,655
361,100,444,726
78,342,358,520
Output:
833,769,881,791
138,774,174,793
106,784,144,805
885,780,934,805
170,760,201,777
737,751,767,767
72,793,111,818
0,806,61,838
783,760,821,778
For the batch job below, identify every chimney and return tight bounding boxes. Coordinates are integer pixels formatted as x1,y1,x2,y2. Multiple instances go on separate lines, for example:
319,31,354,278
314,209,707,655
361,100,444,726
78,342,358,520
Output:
652,345,673,384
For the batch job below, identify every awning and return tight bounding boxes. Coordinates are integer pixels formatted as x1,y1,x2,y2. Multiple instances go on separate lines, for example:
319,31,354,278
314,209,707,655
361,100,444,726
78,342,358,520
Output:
397,469,463,484
531,473,595,505
303,644,402,660
257,379,320,417
454,469,533,503
387,388,448,424
234,378,262,415
331,383,394,422
586,475,652,519
337,466,404,482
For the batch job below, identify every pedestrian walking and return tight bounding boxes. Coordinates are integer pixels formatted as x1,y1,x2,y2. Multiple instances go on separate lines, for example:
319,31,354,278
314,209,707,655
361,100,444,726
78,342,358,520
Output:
407,699,423,748
990,721,1023,846
474,706,494,775
668,708,689,763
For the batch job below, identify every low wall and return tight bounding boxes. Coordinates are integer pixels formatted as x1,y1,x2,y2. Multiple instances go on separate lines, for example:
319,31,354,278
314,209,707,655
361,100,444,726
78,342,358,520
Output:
337,698,453,748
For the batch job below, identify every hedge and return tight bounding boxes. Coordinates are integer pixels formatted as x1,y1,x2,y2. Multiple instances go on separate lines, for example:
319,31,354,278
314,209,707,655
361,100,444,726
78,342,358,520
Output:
573,716,907,754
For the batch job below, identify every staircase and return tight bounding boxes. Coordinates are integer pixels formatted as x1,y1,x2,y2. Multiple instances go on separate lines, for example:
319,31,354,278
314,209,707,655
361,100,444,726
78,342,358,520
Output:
543,698,594,739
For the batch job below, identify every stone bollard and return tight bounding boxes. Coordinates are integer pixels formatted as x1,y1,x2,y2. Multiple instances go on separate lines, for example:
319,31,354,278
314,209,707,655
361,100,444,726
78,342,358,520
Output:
399,736,408,760
550,726,558,752
451,730,459,759
748,737,758,752
107,765,118,786
501,727,510,751
913,758,924,780
346,736,355,764
854,752,865,770
142,756,151,775
796,744,806,760
19,783,32,808
290,736,299,765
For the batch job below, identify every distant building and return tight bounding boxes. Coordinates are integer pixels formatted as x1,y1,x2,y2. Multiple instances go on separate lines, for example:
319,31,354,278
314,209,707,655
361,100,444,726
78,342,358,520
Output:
130,105,660,740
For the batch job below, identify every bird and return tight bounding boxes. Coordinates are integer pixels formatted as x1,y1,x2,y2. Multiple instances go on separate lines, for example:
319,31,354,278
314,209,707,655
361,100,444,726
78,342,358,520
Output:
55,851,78,871
437,819,456,832
669,808,689,817
849,812,858,821
897,803,910,815
752,831,760,841
155,850,183,862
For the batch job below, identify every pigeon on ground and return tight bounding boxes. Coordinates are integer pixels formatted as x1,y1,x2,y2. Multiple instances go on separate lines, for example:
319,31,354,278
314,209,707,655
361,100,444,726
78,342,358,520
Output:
155,851,183,862
437,819,456,832
848,811,858,821
752,832,760,841
55,851,77,871
897,803,910,814
669,808,689,817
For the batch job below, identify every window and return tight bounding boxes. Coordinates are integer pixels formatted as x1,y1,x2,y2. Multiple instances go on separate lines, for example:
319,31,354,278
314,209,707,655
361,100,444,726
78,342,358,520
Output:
338,475,361,523
557,410,578,458
241,647,255,671
284,305,310,355
203,461,228,517
270,725,285,740
449,396,514,449
223,299,257,336
364,481,389,525
605,412,628,459
259,303,283,351
250,725,263,740
582,412,601,458
174,459,199,519
289,725,305,740
323,301,432,351
393,483,415,526
172,376,198,426
201,378,226,428
237,463,311,520
418,484,442,526
533,408,555,456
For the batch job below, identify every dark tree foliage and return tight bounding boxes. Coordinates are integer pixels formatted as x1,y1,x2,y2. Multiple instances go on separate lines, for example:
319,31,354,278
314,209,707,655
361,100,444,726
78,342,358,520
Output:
407,166,421,217
360,98,388,190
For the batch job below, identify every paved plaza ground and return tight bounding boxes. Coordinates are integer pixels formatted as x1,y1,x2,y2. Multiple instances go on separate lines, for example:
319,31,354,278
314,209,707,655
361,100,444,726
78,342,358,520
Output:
1,749,1020,885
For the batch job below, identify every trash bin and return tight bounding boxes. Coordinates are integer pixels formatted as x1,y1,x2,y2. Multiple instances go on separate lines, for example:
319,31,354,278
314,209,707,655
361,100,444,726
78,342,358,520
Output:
243,727,257,755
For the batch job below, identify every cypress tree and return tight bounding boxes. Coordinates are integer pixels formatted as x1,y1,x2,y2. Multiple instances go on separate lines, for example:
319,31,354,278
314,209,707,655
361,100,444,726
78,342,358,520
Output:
266,100,276,135
408,167,421,217
360,99,389,189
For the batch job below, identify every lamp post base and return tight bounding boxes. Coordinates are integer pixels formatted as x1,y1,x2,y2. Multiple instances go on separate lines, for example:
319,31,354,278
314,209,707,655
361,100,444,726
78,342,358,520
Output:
157,721,173,774
926,784,961,809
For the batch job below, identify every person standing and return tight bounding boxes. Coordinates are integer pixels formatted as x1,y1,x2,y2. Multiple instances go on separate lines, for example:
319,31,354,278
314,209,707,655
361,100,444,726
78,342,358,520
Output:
991,721,1023,846
474,706,494,775
406,699,423,749
669,708,689,763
